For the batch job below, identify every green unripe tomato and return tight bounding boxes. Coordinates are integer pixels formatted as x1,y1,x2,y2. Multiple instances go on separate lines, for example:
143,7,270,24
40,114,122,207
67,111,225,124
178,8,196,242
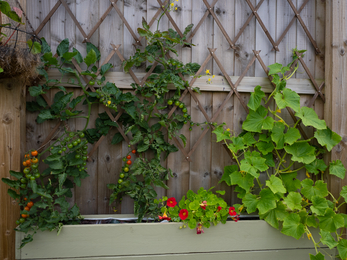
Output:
182,108,187,113
179,103,184,109
123,158,126,162
68,144,73,149
23,168,31,174
20,178,27,184
119,173,125,178
88,80,95,86
72,141,78,146
124,167,129,172
174,101,180,106
16,220,20,225
31,164,38,169
189,127,192,131
69,132,74,137
183,113,188,118
34,173,40,179
19,218,25,223
30,176,36,181
26,174,32,179
118,179,123,184
75,154,81,159
20,183,26,189
62,147,67,151
190,122,194,126
77,138,81,144
79,132,85,138
183,120,187,124
167,100,173,105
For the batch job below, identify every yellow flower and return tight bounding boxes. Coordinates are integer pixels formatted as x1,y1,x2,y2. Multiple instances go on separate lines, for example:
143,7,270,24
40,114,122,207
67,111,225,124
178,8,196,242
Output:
175,7,177,10
306,171,310,178
226,128,230,131
176,0,178,1
279,119,283,123
208,78,211,82
212,75,215,78
238,205,244,212
205,69,210,75
170,2,174,6
276,109,281,113
307,233,312,240
107,100,111,105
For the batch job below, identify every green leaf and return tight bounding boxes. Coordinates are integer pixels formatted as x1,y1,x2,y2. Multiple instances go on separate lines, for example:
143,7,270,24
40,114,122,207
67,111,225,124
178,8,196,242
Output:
111,132,124,145
315,127,341,152
281,213,305,240
255,141,274,155
318,208,344,233
301,179,328,200
179,134,187,147
274,88,301,112
266,175,286,194
228,137,246,153
242,132,256,146
2,178,18,188
259,201,288,229
271,122,285,149
230,171,254,192
57,38,69,57
307,215,318,228
41,37,51,53
295,107,326,130
86,42,101,61
319,230,338,249
46,160,64,170
100,63,113,76
72,48,83,63
27,40,42,54
38,110,55,121
248,85,265,111
220,165,238,186
242,106,274,133
257,188,277,215
309,252,325,260
62,51,78,61
329,160,346,179
305,159,328,175
284,142,316,164
240,151,268,178
310,196,328,216
84,49,97,67
268,63,282,75
42,52,58,66
242,193,258,214
212,126,231,142
30,179,37,193
340,186,347,203
7,189,19,199
9,170,22,179
337,239,347,259
284,127,301,145
29,85,45,97
189,201,200,210
188,218,197,229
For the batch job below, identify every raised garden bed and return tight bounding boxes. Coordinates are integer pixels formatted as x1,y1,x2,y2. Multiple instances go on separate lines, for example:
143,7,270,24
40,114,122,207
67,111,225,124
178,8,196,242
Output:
16,215,336,260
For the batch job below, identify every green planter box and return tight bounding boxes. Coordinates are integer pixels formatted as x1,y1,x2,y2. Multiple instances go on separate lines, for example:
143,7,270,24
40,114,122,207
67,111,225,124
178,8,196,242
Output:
16,215,335,260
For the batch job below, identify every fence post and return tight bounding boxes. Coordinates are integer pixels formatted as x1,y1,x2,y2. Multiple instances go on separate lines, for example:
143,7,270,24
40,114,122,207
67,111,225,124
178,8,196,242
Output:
0,78,26,260
325,1,347,200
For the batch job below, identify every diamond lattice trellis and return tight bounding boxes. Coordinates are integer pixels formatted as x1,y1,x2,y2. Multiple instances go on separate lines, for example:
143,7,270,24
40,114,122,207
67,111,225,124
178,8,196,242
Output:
21,0,325,162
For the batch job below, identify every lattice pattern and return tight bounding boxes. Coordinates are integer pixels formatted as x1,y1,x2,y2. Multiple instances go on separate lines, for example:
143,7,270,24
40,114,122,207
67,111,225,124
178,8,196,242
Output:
23,0,324,162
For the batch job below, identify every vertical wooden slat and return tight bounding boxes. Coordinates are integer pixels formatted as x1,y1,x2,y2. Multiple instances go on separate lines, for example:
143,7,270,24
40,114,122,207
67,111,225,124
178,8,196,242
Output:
0,78,26,260
325,0,347,201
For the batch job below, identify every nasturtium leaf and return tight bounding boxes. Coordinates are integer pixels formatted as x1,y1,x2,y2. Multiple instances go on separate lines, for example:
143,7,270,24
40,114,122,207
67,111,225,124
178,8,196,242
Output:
329,160,346,179
84,49,97,67
283,192,302,211
242,106,274,133
264,153,275,167
257,188,277,215
212,126,231,142
259,201,288,229
284,127,301,145
318,208,344,233
305,159,328,175
255,141,274,155
219,165,238,186
240,151,268,178
315,127,342,152
295,107,326,130
271,122,285,149
188,218,197,229
284,142,316,164
274,88,301,112
320,230,338,249
242,193,258,214
310,196,328,216
228,137,246,153
281,172,301,192
230,171,254,192
337,239,347,259
340,186,347,203
281,213,305,240
301,179,328,200
268,63,282,75
242,132,256,146
309,252,325,260
189,200,200,210
248,85,265,111
266,176,286,194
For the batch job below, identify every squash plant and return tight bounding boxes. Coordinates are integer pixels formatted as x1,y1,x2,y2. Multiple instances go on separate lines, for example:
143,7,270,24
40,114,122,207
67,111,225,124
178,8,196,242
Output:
213,50,347,260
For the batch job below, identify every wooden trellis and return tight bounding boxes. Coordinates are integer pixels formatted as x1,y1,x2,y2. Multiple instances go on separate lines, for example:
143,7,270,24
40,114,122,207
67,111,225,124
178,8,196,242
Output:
20,0,325,163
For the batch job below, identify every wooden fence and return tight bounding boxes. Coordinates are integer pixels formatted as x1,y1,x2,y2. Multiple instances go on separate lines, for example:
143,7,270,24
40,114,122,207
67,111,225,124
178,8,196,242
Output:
1,0,347,259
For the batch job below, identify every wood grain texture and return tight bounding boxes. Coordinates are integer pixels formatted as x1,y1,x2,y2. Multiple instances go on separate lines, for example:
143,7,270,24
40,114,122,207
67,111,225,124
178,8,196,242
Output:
15,219,335,259
0,78,26,260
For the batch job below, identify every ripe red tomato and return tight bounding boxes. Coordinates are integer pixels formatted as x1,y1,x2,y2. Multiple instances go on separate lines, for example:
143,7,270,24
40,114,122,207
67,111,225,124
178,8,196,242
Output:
27,201,34,208
126,160,132,165
21,214,28,218
24,206,30,211
31,150,38,157
131,150,136,154
126,155,131,159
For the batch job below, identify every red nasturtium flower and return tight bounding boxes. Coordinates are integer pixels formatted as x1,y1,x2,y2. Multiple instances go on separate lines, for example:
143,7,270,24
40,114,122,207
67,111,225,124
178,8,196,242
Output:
167,197,177,207
217,206,222,212
158,212,171,221
196,223,204,234
229,206,240,222
200,200,207,210
179,209,188,220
